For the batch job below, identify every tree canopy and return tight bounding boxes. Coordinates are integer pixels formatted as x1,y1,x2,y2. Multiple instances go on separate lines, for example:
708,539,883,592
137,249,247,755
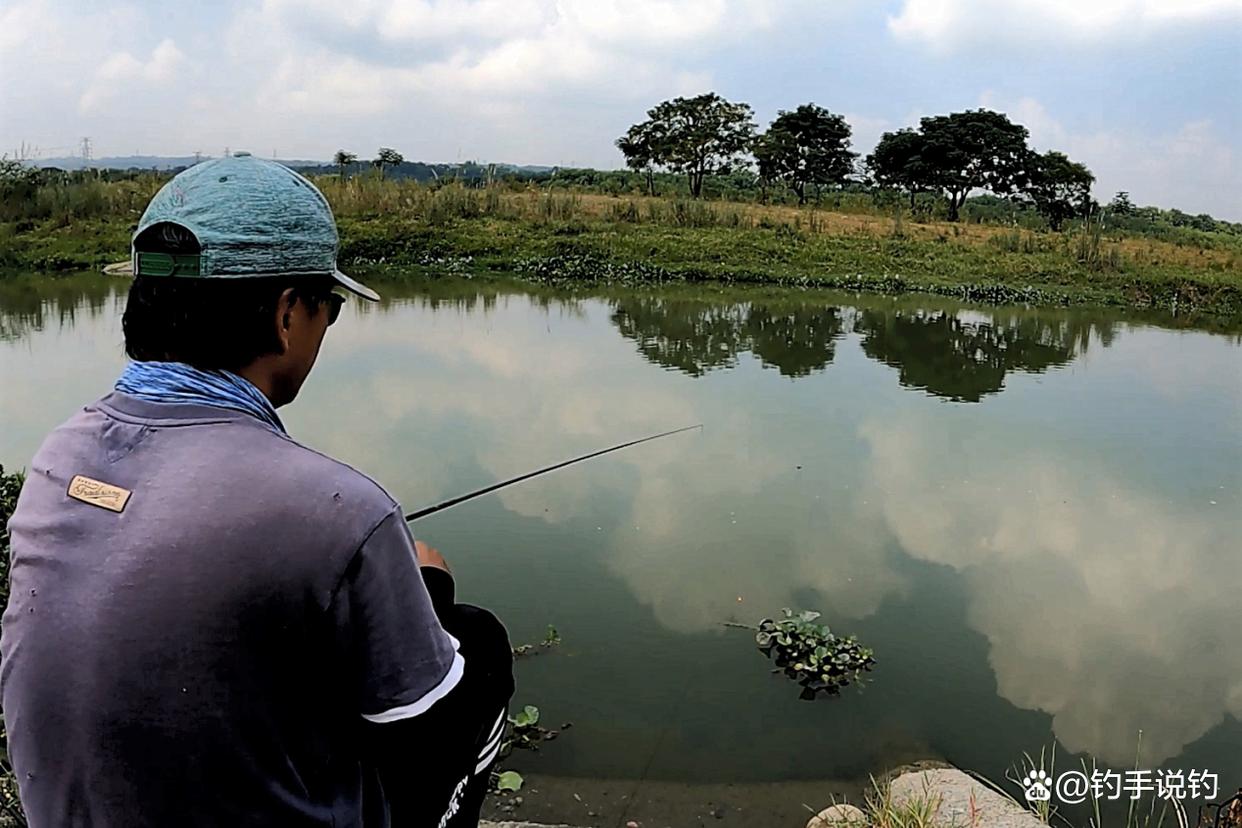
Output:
753,104,856,204
333,150,357,179
615,120,664,195
617,93,755,198
867,110,1089,223
866,129,935,211
1022,150,1095,230
917,109,1030,221
373,147,404,180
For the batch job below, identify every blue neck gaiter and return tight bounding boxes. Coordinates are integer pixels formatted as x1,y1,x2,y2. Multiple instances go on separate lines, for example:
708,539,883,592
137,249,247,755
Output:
115,361,286,435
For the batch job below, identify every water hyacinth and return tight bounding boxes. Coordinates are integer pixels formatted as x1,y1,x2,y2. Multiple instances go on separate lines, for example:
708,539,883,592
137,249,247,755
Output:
754,609,876,701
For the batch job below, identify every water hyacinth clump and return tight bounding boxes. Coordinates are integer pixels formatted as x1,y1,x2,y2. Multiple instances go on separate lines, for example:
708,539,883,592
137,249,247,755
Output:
755,609,876,700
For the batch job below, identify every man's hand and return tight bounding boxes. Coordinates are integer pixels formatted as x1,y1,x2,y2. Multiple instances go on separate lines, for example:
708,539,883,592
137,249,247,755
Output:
414,540,451,574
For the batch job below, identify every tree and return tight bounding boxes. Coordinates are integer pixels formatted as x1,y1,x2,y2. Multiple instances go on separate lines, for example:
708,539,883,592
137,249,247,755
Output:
619,93,755,198
866,129,934,211
333,150,357,180
753,104,856,204
373,147,404,180
1022,150,1094,231
917,109,1030,221
615,121,664,196
1108,191,1134,216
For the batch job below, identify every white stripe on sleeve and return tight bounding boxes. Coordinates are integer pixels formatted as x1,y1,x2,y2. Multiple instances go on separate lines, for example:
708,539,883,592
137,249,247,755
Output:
361,635,465,724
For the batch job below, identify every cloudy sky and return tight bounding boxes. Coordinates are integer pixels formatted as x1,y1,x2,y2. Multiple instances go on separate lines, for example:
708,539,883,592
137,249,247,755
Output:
2,0,1240,218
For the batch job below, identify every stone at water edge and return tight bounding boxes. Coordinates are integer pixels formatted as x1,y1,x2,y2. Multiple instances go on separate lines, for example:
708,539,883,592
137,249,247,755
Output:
889,768,1045,828
806,803,866,827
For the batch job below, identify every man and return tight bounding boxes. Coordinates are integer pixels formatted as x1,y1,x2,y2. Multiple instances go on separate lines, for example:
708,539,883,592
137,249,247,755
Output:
0,153,513,826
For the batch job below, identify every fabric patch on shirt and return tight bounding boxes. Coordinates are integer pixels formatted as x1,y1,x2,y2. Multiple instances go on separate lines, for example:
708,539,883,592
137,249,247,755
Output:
67,475,132,513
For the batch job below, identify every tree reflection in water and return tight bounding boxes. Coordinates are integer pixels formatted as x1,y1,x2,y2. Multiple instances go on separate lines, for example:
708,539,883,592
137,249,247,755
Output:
611,296,843,378
611,293,1121,402
854,309,1115,401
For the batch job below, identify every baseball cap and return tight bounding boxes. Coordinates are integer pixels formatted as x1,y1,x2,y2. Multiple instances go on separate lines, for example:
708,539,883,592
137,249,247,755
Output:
131,152,379,301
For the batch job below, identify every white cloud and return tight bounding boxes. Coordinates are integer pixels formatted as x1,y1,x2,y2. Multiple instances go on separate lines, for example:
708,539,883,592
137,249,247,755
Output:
79,39,186,114
841,112,891,159
263,0,556,43
978,92,1240,218
0,0,1235,217
240,0,791,112
859,411,1242,766
888,0,1242,50
206,0,801,164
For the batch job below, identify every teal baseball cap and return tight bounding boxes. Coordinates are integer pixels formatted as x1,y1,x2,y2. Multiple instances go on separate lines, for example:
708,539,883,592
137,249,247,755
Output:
131,152,379,301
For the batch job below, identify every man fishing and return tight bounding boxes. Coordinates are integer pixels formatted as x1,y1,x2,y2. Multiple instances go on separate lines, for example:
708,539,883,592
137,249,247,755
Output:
0,153,513,827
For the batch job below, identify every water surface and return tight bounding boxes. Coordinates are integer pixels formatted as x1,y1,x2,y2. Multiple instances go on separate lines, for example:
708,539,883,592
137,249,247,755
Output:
2,273,1239,823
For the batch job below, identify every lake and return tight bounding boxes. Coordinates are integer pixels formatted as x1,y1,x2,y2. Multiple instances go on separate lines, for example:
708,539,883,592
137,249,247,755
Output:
1,273,1239,825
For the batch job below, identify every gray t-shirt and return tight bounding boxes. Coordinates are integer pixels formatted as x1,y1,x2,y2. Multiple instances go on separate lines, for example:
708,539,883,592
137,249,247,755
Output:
1,391,461,826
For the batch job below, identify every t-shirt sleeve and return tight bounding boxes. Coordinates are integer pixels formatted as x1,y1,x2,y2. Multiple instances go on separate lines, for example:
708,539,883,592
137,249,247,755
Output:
329,506,464,722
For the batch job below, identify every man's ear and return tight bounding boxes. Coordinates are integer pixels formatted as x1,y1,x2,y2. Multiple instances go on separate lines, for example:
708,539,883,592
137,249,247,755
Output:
275,287,297,354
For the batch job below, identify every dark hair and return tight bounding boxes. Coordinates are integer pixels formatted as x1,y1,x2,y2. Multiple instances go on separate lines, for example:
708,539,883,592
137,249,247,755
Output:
123,222,334,370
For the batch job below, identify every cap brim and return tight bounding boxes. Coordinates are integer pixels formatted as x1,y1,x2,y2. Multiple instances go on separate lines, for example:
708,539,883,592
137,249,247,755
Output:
332,268,381,302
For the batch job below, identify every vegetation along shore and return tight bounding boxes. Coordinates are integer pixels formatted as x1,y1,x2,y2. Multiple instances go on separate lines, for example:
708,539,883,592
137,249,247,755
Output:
3,96,1240,319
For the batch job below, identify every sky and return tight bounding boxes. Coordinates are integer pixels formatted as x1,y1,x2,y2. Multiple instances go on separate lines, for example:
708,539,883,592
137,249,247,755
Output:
1,0,1240,219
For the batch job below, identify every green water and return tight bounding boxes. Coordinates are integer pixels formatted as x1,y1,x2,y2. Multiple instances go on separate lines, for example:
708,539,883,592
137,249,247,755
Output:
2,273,1239,820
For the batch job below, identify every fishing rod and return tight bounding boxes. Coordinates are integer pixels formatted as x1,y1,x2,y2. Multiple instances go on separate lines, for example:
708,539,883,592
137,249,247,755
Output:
404,424,702,523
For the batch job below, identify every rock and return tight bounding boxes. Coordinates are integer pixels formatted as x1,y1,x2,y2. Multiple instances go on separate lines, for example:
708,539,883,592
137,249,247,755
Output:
889,768,1046,828
806,803,866,827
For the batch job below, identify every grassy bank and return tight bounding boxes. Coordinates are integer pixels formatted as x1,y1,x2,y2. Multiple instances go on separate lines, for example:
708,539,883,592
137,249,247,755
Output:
2,176,1240,318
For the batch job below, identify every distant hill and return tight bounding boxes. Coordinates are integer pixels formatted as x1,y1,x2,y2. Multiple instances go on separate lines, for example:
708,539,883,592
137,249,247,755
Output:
291,160,559,183
29,156,557,177
32,155,324,171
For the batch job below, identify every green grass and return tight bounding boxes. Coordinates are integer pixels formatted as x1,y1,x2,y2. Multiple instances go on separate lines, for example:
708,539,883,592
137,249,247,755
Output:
2,178,1240,319
333,212,1242,317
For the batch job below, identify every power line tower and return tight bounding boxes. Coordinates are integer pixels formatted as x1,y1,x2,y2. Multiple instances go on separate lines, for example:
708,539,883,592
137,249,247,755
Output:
80,137,93,166
193,150,203,165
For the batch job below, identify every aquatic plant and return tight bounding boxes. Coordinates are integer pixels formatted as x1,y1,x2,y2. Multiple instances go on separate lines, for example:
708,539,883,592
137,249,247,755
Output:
752,608,876,700
512,624,562,658
489,703,562,801
494,770,523,792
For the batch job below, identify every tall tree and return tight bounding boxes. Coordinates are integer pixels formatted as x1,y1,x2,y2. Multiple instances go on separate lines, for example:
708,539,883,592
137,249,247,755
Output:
373,147,404,181
333,150,357,180
753,104,856,204
866,129,934,211
619,93,755,198
615,121,663,196
1022,150,1095,231
1108,191,1135,216
917,109,1030,221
